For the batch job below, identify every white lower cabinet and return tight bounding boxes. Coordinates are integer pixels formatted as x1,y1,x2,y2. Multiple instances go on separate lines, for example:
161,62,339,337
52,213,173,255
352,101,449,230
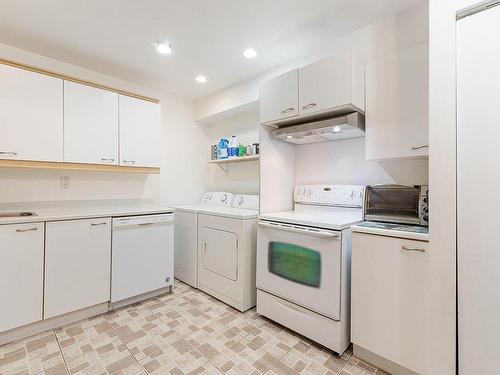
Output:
351,232,429,374
0,223,44,332
44,218,111,319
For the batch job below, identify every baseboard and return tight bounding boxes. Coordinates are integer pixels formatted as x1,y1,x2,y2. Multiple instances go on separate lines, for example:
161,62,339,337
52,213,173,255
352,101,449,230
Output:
0,287,174,347
0,303,108,346
353,345,420,375
109,286,172,310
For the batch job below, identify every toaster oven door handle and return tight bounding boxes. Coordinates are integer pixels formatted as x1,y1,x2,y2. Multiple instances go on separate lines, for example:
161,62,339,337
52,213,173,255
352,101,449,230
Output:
367,184,417,188
258,221,339,238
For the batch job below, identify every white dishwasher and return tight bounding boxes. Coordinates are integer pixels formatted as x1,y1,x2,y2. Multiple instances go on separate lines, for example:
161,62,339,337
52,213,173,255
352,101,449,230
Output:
111,213,174,303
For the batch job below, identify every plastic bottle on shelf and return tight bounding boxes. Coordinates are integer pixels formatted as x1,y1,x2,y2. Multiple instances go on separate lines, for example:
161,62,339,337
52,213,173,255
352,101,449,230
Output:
217,138,229,159
228,135,239,158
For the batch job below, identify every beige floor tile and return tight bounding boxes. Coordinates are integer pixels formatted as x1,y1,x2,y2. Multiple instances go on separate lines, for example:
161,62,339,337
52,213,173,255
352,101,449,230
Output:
0,280,390,375
267,339,348,375
0,331,66,375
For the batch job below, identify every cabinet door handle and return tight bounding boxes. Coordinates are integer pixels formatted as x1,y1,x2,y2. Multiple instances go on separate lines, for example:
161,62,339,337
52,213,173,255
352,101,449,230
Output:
101,158,115,162
411,145,429,150
0,151,18,156
122,160,136,164
16,227,38,232
301,103,317,110
402,245,426,253
281,107,295,114
91,222,107,226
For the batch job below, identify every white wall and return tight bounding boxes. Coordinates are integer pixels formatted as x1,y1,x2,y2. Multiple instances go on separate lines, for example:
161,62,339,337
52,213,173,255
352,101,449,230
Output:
295,138,429,186
0,43,209,205
206,112,260,194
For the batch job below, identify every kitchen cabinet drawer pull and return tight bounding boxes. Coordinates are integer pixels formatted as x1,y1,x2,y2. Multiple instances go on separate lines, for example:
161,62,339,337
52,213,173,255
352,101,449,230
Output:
101,158,115,162
411,145,429,150
122,160,136,164
402,245,426,253
16,227,38,232
301,103,317,110
90,222,107,226
0,151,18,156
281,107,295,114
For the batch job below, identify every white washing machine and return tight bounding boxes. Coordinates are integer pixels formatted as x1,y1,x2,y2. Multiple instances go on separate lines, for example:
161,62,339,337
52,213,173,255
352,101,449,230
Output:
197,194,259,312
172,192,234,288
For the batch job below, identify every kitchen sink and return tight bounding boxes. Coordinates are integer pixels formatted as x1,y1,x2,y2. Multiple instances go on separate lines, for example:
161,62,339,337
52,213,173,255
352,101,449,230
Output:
0,212,37,218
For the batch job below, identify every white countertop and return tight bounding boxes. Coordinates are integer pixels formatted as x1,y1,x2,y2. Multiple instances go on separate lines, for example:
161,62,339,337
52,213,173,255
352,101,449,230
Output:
352,222,429,241
0,200,173,225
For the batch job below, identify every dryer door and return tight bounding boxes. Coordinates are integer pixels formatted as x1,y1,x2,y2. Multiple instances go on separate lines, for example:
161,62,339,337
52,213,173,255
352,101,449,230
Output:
200,226,238,281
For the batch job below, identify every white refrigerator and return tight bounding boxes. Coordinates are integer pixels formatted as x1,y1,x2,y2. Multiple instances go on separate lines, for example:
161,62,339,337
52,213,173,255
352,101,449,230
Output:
457,4,500,374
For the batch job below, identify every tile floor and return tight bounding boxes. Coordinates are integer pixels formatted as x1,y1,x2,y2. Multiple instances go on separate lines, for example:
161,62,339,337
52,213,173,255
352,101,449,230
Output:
0,281,388,375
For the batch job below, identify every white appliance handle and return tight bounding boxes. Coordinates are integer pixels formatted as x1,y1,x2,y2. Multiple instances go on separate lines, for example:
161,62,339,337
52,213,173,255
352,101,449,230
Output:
258,221,339,238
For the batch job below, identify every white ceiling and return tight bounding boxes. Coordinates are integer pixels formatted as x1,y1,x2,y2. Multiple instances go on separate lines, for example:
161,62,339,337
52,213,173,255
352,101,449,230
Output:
0,0,422,99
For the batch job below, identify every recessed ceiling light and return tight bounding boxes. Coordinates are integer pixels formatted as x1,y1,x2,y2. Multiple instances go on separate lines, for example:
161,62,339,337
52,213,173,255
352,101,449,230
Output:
195,75,207,83
155,41,172,55
333,126,342,133
243,48,257,59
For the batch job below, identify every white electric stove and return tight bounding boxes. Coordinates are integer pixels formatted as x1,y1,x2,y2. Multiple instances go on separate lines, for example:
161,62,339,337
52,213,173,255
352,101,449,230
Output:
256,184,364,355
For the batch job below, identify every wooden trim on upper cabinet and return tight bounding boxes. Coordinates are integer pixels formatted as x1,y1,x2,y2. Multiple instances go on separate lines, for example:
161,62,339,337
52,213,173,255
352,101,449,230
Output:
0,159,160,174
0,58,160,104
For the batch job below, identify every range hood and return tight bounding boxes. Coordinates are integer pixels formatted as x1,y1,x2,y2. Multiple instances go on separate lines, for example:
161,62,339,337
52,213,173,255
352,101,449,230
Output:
272,112,365,144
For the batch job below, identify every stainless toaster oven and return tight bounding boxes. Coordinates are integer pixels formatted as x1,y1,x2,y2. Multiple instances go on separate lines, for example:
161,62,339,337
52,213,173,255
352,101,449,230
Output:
364,184,429,226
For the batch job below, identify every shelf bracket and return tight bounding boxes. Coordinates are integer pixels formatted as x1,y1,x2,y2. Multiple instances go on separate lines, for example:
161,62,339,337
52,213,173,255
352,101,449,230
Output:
217,163,229,175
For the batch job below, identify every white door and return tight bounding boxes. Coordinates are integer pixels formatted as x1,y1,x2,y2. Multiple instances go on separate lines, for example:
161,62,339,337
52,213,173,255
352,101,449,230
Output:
365,42,429,160
299,51,364,116
0,223,44,332
119,95,161,167
174,211,198,288
260,69,299,124
200,226,238,281
0,64,63,162
256,221,342,320
457,7,500,375
351,233,429,374
44,218,111,318
64,81,118,164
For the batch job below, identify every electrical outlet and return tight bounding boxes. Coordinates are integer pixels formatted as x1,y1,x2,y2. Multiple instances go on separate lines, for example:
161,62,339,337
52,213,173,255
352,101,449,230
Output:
60,176,70,190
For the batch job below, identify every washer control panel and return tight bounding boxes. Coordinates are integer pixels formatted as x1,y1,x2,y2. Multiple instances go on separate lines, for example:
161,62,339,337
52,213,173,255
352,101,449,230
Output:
201,192,234,206
232,195,259,210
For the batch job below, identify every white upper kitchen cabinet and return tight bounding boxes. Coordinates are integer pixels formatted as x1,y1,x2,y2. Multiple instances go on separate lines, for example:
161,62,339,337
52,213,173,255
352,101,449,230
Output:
299,50,364,117
64,81,119,165
119,95,161,168
0,64,63,162
260,69,299,124
0,223,44,333
351,232,429,374
365,42,429,160
44,218,111,319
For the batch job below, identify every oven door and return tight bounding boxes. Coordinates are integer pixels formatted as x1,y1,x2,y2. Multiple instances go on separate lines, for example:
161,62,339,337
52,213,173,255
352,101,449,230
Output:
256,220,342,320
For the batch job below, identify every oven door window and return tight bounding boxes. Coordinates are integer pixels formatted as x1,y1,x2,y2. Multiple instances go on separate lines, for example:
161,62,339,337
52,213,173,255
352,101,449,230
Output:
268,242,321,288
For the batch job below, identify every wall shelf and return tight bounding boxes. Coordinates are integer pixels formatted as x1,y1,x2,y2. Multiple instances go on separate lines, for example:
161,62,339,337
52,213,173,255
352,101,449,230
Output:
208,154,259,174
0,160,160,174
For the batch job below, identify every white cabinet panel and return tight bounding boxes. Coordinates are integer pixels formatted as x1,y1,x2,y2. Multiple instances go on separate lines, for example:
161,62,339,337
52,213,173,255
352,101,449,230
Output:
0,64,63,162
457,7,500,375
119,95,161,167
365,42,429,160
260,70,298,124
351,232,429,374
45,218,111,318
64,81,118,165
299,51,364,116
0,223,44,332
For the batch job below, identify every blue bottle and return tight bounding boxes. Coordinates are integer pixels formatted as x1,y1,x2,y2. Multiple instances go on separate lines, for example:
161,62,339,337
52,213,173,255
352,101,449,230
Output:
218,138,229,159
